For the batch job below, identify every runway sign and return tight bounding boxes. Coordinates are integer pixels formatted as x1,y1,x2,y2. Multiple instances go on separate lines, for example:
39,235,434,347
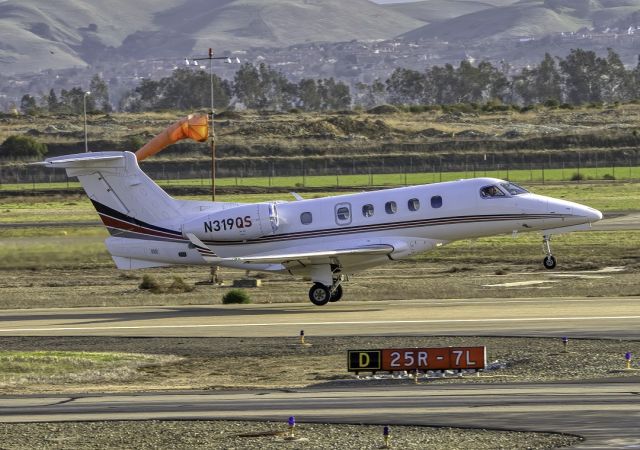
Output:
348,346,485,373
348,350,381,371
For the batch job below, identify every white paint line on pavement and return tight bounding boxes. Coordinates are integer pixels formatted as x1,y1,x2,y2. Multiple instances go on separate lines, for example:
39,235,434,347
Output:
0,315,639,333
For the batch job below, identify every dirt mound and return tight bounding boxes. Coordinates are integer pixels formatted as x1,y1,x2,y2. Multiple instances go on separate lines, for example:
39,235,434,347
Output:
325,116,391,137
367,104,400,114
232,120,340,139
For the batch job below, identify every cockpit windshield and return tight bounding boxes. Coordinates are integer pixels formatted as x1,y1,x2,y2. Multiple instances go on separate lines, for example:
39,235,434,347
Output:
500,182,529,195
480,185,506,198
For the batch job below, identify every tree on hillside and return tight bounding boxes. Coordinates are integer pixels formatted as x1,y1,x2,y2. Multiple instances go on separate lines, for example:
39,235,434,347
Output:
559,49,605,104
386,68,429,105
233,63,295,110
318,78,351,110
89,75,111,112
354,79,386,108
156,68,230,111
428,64,457,104
513,53,562,104
58,87,95,114
0,135,47,160
600,49,633,102
20,94,38,115
455,60,508,103
297,79,321,111
46,89,60,113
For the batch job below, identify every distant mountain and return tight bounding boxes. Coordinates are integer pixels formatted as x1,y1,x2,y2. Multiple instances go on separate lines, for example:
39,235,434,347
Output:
0,0,425,75
382,0,520,24
399,0,640,42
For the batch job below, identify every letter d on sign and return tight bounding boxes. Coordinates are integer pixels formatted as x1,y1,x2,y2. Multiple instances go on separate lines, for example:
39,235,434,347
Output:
348,350,381,372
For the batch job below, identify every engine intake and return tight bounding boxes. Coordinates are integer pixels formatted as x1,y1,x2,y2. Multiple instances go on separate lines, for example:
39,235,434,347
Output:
182,203,279,241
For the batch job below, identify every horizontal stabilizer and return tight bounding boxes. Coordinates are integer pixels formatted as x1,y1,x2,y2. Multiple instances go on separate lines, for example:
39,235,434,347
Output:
39,152,125,168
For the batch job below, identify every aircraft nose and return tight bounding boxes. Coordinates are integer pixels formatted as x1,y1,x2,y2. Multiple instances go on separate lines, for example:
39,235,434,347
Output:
579,205,603,222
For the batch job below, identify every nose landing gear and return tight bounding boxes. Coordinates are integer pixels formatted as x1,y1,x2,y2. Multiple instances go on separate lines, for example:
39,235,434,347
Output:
542,235,557,269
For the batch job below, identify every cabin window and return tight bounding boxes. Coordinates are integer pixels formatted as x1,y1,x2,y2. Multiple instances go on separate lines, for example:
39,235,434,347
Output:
408,198,420,211
362,204,374,217
431,195,443,208
300,212,313,225
385,201,397,214
480,185,506,198
335,202,352,225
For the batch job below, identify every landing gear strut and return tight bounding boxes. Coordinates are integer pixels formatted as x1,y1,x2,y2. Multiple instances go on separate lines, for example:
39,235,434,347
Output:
542,235,557,270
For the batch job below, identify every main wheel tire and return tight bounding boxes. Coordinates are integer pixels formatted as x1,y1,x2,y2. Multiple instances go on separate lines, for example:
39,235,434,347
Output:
543,255,557,270
329,285,343,302
309,283,331,306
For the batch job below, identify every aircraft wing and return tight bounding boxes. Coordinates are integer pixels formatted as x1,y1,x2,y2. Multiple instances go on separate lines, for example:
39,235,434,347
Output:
185,233,393,266
224,244,394,265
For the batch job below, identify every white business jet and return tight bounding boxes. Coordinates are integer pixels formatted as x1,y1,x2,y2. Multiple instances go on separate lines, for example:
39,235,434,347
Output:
42,151,602,306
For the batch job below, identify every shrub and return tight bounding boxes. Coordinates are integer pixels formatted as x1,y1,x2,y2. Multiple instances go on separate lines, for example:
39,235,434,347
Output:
543,99,560,108
0,135,47,160
138,274,163,293
559,103,574,110
570,172,585,181
367,104,400,114
168,276,195,293
123,135,146,152
222,289,252,304
602,173,616,180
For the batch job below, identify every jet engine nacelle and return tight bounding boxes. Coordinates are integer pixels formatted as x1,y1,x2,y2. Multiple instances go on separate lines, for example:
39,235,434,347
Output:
181,203,279,241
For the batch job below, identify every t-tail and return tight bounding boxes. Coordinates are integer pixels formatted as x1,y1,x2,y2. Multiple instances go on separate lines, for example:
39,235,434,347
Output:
41,151,202,269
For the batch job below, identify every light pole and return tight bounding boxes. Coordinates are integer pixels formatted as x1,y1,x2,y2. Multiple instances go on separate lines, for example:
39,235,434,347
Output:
83,91,91,153
188,50,240,201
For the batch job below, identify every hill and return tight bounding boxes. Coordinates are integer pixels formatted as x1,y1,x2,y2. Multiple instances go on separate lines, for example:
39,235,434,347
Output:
383,0,520,24
0,0,424,75
399,0,640,41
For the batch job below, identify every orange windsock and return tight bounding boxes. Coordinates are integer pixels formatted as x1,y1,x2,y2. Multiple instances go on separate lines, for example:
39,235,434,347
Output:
135,113,208,161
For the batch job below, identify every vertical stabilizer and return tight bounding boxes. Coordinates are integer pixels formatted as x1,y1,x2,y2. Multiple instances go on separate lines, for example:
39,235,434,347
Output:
42,151,180,226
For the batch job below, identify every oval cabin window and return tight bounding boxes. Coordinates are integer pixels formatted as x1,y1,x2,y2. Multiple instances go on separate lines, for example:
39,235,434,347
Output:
385,201,397,214
408,198,420,211
431,196,443,208
300,212,313,225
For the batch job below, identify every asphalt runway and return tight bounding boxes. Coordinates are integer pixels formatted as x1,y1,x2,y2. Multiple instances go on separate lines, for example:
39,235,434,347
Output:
1,383,639,448
1,296,640,338
1,297,639,448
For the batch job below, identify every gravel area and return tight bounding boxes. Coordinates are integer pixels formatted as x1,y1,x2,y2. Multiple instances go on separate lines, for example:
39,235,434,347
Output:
0,336,638,393
0,420,581,449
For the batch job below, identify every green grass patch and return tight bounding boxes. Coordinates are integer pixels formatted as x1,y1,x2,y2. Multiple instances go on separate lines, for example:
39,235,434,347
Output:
0,230,111,269
420,230,640,269
0,351,180,387
2,165,640,193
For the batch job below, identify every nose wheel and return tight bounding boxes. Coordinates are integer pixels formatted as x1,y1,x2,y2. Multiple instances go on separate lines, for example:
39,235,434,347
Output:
542,235,557,270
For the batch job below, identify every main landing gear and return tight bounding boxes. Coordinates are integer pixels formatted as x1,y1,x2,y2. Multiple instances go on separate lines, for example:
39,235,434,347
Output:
308,278,343,306
542,235,557,270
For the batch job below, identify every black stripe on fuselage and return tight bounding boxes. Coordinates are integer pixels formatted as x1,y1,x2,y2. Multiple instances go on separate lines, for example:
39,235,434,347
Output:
202,213,559,246
91,199,182,237
93,195,566,247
